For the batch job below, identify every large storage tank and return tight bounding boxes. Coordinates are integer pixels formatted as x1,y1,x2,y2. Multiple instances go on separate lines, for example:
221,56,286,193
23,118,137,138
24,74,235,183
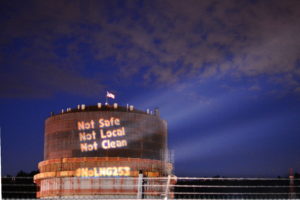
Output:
34,104,173,198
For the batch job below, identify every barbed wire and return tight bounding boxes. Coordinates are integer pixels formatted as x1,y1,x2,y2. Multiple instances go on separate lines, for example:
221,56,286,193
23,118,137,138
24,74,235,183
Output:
174,177,300,181
3,183,300,188
3,191,298,195
2,191,36,194
3,176,300,180
2,176,299,199
2,184,36,186
2,176,34,179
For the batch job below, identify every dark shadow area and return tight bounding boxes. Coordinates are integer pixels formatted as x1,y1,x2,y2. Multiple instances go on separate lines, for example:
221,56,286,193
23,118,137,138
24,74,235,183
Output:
2,170,39,199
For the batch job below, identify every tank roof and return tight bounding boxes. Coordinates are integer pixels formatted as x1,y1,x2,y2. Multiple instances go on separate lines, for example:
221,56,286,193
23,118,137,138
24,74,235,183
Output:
51,104,159,117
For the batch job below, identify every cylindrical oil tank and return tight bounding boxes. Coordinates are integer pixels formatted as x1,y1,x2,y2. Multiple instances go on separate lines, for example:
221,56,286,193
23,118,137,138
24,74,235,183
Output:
34,104,173,199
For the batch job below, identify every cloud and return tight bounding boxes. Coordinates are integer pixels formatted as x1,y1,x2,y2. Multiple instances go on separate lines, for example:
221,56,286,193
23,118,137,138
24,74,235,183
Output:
92,0,300,90
0,62,105,98
295,87,300,94
0,31,105,98
1,0,300,98
248,85,261,91
0,0,107,98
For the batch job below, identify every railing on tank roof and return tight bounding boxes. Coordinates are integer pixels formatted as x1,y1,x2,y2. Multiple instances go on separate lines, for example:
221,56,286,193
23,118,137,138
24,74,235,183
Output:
50,103,160,117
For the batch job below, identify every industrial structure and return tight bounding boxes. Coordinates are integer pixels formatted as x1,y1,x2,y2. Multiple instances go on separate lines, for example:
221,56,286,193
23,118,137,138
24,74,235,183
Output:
34,103,174,199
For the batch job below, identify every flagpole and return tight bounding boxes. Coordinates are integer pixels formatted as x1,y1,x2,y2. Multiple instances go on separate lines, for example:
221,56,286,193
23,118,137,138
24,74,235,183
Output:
105,91,108,105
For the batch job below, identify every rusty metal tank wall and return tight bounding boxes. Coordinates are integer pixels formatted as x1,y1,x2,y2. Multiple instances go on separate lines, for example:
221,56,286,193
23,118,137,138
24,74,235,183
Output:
34,157,174,198
35,105,173,198
44,107,167,161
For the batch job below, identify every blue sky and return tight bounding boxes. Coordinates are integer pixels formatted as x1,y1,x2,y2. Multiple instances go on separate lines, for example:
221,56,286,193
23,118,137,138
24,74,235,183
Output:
1,0,300,177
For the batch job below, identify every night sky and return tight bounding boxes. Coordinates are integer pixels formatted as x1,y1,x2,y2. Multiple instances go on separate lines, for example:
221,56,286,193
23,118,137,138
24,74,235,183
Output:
1,0,300,177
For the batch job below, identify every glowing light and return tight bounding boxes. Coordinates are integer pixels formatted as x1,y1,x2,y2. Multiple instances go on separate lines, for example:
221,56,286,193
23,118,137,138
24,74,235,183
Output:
79,131,96,141
78,117,127,152
80,141,98,152
77,120,95,130
75,167,130,177
100,127,125,138
99,117,120,128
102,139,127,149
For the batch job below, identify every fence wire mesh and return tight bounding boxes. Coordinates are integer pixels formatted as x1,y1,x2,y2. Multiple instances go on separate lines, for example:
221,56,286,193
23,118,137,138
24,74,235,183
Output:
2,176,300,199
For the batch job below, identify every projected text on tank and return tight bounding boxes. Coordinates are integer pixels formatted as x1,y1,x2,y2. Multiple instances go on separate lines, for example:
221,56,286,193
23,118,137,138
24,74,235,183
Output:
77,117,128,152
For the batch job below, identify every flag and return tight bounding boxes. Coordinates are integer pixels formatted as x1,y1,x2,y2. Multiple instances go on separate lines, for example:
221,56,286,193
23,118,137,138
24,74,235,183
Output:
106,91,115,99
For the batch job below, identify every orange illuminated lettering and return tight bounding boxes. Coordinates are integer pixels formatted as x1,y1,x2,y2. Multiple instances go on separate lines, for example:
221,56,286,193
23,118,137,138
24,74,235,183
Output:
79,131,96,141
77,120,95,130
88,169,94,176
81,168,89,177
75,167,131,177
101,139,127,149
98,117,121,128
80,141,98,152
100,127,126,139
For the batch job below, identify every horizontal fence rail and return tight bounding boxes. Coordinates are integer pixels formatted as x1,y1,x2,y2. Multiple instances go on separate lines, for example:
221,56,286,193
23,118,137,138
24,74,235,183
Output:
2,176,300,199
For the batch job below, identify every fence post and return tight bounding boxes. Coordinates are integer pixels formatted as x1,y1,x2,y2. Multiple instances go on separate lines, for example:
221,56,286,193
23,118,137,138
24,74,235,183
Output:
163,175,171,200
137,172,143,199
